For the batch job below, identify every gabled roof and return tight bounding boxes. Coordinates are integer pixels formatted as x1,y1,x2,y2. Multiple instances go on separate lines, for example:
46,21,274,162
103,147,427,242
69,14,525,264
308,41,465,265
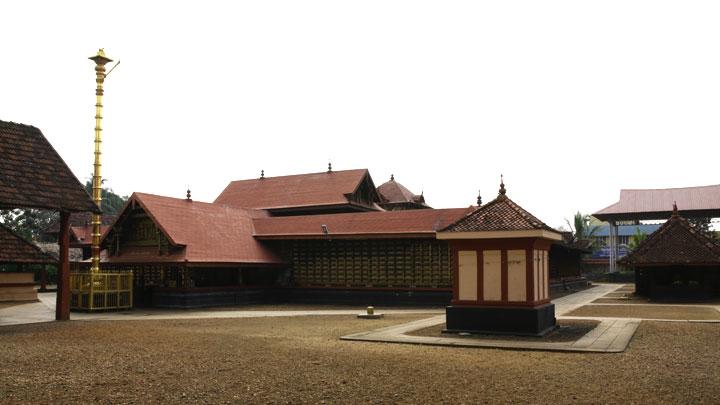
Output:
253,207,473,239
439,186,557,235
0,120,99,213
0,223,55,264
102,193,283,264
621,210,720,266
214,169,376,210
594,185,720,221
377,176,426,205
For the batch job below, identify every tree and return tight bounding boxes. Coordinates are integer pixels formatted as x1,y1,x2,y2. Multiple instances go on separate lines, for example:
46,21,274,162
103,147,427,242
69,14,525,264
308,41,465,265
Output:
687,217,716,240
565,212,598,243
83,179,128,216
628,228,648,250
0,209,58,242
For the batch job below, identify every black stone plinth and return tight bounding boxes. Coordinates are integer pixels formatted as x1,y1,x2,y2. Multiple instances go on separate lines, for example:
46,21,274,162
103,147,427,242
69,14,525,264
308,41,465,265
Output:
445,303,556,336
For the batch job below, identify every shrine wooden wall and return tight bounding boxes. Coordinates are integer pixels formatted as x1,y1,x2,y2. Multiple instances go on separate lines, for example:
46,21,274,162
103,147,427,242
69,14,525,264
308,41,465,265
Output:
279,238,452,288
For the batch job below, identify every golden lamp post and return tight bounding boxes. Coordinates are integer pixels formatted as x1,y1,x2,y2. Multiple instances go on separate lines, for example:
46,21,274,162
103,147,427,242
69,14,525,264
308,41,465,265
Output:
89,49,113,273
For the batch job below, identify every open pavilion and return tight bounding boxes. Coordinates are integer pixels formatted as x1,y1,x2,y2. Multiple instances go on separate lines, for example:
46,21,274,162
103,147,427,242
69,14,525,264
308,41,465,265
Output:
593,184,720,272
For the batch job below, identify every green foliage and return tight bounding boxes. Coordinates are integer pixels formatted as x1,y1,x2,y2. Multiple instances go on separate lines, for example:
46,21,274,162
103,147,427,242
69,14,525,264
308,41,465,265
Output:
84,179,128,216
0,209,58,242
565,212,598,243
628,228,648,250
687,217,716,240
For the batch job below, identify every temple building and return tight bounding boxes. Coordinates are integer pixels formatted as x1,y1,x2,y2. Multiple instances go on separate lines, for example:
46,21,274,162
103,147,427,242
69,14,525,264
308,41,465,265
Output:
621,205,720,299
376,175,430,211
94,168,562,309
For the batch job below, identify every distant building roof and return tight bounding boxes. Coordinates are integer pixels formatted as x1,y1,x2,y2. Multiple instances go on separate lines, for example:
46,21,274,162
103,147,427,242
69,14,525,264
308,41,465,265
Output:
0,223,55,264
594,185,720,222
253,207,472,239
377,175,428,205
214,169,381,212
102,193,283,264
0,120,99,213
621,210,720,266
593,224,662,237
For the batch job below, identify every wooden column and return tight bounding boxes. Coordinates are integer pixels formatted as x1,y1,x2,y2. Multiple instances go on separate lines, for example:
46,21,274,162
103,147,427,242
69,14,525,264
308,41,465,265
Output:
39,265,47,291
56,211,71,321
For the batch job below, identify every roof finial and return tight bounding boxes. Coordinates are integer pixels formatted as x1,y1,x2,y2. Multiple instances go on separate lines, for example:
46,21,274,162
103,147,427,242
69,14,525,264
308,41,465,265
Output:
499,174,506,196
327,161,332,173
390,174,395,181
477,190,482,206
260,169,265,179
672,201,678,217
186,188,192,201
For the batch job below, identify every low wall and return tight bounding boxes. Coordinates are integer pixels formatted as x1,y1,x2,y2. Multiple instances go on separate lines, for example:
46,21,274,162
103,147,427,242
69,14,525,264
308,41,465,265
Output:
0,273,38,302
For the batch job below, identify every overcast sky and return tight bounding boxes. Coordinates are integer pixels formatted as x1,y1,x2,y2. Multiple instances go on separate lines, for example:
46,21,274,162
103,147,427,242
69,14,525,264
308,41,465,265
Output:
2,1,719,229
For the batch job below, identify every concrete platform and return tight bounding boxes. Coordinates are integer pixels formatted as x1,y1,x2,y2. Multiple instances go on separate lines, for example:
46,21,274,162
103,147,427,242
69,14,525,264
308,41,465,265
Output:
341,315,640,353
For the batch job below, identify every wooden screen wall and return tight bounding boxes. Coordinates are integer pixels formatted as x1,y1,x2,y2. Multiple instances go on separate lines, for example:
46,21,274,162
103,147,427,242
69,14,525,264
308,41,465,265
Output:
290,238,452,288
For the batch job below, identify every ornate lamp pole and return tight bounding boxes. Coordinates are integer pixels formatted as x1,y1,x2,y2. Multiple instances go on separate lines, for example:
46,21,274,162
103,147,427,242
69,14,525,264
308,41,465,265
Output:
89,49,113,273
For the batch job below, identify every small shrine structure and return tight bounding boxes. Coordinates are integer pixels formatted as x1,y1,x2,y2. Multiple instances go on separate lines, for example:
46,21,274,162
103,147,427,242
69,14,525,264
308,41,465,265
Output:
436,178,562,335
621,204,720,299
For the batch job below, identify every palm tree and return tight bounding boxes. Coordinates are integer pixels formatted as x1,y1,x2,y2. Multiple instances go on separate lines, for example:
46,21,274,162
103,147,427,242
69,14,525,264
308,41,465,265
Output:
565,212,598,243
628,228,647,250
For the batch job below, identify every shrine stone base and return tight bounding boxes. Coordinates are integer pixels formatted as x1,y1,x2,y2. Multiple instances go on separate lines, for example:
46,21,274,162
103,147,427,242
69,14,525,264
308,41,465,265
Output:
445,303,556,336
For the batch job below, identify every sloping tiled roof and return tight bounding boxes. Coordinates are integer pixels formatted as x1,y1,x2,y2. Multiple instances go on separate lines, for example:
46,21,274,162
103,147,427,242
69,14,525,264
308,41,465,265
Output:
621,212,720,266
0,223,55,264
0,120,99,213
214,169,371,210
594,185,720,221
102,193,283,264
377,177,424,204
440,193,557,233
253,207,473,238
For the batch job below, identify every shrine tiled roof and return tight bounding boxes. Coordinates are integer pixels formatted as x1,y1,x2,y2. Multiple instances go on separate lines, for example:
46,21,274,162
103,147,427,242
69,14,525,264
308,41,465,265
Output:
102,193,283,264
0,223,55,264
0,120,99,213
215,169,376,210
440,187,557,234
253,207,473,238
377,176,426,205
621,210,720,266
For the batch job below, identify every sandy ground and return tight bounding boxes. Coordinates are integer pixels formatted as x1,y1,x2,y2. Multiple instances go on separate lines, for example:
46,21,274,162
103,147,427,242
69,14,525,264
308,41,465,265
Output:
1,315,719,404
566,304,720,320
408,320,599,342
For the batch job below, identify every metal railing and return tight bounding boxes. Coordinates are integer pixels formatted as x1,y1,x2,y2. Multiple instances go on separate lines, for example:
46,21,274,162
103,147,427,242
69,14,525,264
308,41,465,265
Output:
70,272,133,311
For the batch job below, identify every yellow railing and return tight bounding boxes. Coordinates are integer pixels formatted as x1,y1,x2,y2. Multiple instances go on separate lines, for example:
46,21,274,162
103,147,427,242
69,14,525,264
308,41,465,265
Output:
70,272,133,311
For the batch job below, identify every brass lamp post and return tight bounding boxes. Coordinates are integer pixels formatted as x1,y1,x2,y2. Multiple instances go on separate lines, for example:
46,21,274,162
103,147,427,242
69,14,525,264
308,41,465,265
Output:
89,49,113,274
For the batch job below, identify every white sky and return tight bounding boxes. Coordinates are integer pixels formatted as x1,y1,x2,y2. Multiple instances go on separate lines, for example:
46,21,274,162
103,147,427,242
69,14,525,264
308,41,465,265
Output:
2,1,719,229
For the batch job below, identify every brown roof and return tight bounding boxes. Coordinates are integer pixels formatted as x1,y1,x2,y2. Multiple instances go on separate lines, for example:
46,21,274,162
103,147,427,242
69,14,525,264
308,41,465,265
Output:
377,177,425,204
214,169,373,210
621,212,720,266
0,223,55,264
44,212,116,234
0,120,99,213
102,193,283,264
594,185,720,221
440,193,557,233
253,207,473,238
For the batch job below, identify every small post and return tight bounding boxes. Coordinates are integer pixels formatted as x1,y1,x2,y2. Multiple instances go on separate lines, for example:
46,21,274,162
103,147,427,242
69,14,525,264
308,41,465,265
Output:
56,211,71,320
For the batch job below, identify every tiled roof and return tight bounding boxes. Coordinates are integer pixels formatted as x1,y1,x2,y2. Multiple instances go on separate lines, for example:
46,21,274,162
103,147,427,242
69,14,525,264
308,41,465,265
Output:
253,207,473,238
44,212,116,234
377,177,425,204
594,185,720,221
440,194,556,233
0,223,55,264
621,213,720,266
102,193,283,264
214,169,372,210
0,120,99,213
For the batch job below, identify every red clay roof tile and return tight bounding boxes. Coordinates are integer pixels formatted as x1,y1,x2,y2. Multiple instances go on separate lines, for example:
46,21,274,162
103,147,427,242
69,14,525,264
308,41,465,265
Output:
0,120,99,213
440,194,557,233
0,223,55,264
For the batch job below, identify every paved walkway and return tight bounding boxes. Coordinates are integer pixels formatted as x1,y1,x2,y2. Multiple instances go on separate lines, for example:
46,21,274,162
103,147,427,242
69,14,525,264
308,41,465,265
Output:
341,284,640,353
341,316,639,353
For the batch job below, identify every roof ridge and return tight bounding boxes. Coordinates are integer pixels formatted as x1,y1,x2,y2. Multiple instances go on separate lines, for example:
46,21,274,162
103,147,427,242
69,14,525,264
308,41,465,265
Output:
228,168,368,183
620,184,720,192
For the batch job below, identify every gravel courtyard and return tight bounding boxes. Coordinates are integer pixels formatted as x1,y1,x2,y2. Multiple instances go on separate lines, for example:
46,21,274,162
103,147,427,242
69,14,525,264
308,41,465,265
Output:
1,314,719,404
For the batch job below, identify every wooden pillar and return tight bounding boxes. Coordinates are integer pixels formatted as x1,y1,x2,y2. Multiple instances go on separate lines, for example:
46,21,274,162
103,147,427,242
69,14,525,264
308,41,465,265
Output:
39,265,47,291
56,211,71,321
